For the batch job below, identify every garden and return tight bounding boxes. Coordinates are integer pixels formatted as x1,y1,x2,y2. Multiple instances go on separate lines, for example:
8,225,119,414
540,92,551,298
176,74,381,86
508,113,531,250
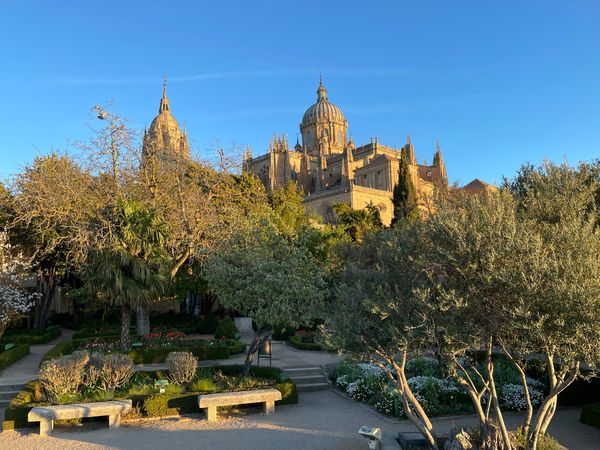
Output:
331,358,546,419
3,350,297,430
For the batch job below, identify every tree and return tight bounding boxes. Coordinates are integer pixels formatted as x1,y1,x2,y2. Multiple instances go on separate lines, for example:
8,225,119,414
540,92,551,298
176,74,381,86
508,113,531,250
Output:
332,202,383,243
325,223,440,448
7,153,97,328
391,149,419,225
83,200,166,350
0,233,38,340
204,223,327,376
504,161,600,449
423,190,533,449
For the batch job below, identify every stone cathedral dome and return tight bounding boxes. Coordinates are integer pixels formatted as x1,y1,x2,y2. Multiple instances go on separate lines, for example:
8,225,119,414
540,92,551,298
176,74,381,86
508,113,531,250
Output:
142,81,190,163
301,77,346,125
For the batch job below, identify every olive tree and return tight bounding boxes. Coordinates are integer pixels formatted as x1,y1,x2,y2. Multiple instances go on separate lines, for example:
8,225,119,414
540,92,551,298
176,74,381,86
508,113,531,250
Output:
504,162,600,449
204,223,327,376
324,223,440,449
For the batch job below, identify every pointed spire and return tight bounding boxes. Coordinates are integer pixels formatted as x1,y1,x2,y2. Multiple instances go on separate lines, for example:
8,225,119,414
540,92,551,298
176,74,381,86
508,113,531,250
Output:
317,74,328,102
407,134,411,145
159,77,170,113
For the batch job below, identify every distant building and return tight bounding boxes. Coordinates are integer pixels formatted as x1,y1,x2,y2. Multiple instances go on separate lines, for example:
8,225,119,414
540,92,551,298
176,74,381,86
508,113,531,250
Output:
142,81,190,165
244,78,492,225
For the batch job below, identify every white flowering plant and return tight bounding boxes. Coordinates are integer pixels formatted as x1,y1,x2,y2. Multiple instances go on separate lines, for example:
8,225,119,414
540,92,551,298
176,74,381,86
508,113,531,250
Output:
0,233,39,340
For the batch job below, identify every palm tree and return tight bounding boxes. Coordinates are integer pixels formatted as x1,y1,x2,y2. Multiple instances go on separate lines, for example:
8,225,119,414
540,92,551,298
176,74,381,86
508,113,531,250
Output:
85,200,167,351
85,248,162,351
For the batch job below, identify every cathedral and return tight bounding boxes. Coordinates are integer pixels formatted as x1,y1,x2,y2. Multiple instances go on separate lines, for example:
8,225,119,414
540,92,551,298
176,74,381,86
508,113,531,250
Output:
142,79,493,226
142,81,190,164
244,77,492,225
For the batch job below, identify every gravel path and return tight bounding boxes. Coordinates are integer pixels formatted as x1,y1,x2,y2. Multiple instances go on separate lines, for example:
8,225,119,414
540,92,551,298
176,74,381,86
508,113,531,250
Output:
0,390,599,449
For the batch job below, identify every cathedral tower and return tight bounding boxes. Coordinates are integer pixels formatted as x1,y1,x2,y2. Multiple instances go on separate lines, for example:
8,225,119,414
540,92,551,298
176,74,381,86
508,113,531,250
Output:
142,81,190,164
299,76,348,157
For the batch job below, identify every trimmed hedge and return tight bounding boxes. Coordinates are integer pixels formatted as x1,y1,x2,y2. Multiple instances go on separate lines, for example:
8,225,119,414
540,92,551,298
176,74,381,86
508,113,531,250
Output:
214,317,239,340
581,403,600,429
72,328,123,340
288,335,325,351
1,326,61,345
0,344,30,371
3,381,44,430
198,313,219,334
41,338,245,365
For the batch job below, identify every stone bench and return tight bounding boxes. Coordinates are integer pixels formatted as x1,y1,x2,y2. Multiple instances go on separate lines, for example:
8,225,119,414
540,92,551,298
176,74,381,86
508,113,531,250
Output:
198,388,282,421
28,399,132,436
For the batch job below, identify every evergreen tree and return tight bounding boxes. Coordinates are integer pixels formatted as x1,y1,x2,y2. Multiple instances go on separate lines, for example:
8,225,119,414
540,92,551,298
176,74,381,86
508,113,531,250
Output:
391,149,419,225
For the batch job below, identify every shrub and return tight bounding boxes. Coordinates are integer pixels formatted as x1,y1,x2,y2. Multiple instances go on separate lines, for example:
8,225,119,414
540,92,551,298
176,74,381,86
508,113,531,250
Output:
405,357,442,378
166,351,197,384
151,312,199,333
214,317,238,339
499,382,544,411
513,427,561,450
188,377,219,393
72,328,120,340
198,313,219,334
1,326,61,344
288,335,324,351
3,381,44,430
143,392,200,417
39,351,90,403
0,343,29,370
581,403,600,429
126,344,230,364
96,353,134,396
272,325,295,341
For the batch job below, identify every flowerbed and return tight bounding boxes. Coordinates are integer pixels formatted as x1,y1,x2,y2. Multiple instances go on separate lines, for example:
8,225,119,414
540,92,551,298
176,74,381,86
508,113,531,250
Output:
3,363,296,430
331,358,546,418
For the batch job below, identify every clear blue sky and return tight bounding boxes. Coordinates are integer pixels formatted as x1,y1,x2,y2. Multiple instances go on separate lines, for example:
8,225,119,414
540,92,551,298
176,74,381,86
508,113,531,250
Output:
1,0,599,185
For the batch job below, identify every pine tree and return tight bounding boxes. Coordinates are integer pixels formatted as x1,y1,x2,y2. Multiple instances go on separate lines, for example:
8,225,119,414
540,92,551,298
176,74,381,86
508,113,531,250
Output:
391,149,419,226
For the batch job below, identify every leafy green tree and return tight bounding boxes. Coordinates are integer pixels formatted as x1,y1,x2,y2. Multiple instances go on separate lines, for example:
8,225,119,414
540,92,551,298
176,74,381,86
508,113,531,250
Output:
84,200,167,350
332,202,383,243
504,161,600,449
204,223,327,376
391,149,419,225
423,190,533,448
269,182,310,237
325,223,440,448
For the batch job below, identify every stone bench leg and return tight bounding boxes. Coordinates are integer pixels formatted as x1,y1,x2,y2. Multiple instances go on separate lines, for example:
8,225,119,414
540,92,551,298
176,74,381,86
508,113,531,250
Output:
39,419,53,437
263,400,275,415
108,414,121,428
205,406,218,422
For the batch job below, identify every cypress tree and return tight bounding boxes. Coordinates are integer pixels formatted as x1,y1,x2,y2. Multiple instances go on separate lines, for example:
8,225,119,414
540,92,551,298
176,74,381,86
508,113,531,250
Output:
391,149,419,226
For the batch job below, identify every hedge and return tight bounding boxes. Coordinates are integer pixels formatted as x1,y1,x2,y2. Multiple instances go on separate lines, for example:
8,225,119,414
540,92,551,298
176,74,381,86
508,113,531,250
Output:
214,317,239,340
1,326,61,345
3,381,44,430
198,313,219,334
0,344,30,371
288,335,325,351
41,338,245,365
581,403,600,429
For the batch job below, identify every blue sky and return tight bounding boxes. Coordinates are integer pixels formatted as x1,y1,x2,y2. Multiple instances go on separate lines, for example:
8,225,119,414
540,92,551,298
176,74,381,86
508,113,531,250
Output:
1,0,599,185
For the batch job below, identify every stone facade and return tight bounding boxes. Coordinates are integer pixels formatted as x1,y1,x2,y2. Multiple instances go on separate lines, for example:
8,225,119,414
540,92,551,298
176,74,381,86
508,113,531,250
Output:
245,79,491,225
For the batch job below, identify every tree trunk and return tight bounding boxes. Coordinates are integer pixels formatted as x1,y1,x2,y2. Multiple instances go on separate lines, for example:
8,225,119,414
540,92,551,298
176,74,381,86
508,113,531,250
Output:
486,339,512,450
242,327,272,377
136,306,150,336
120,304,132,352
